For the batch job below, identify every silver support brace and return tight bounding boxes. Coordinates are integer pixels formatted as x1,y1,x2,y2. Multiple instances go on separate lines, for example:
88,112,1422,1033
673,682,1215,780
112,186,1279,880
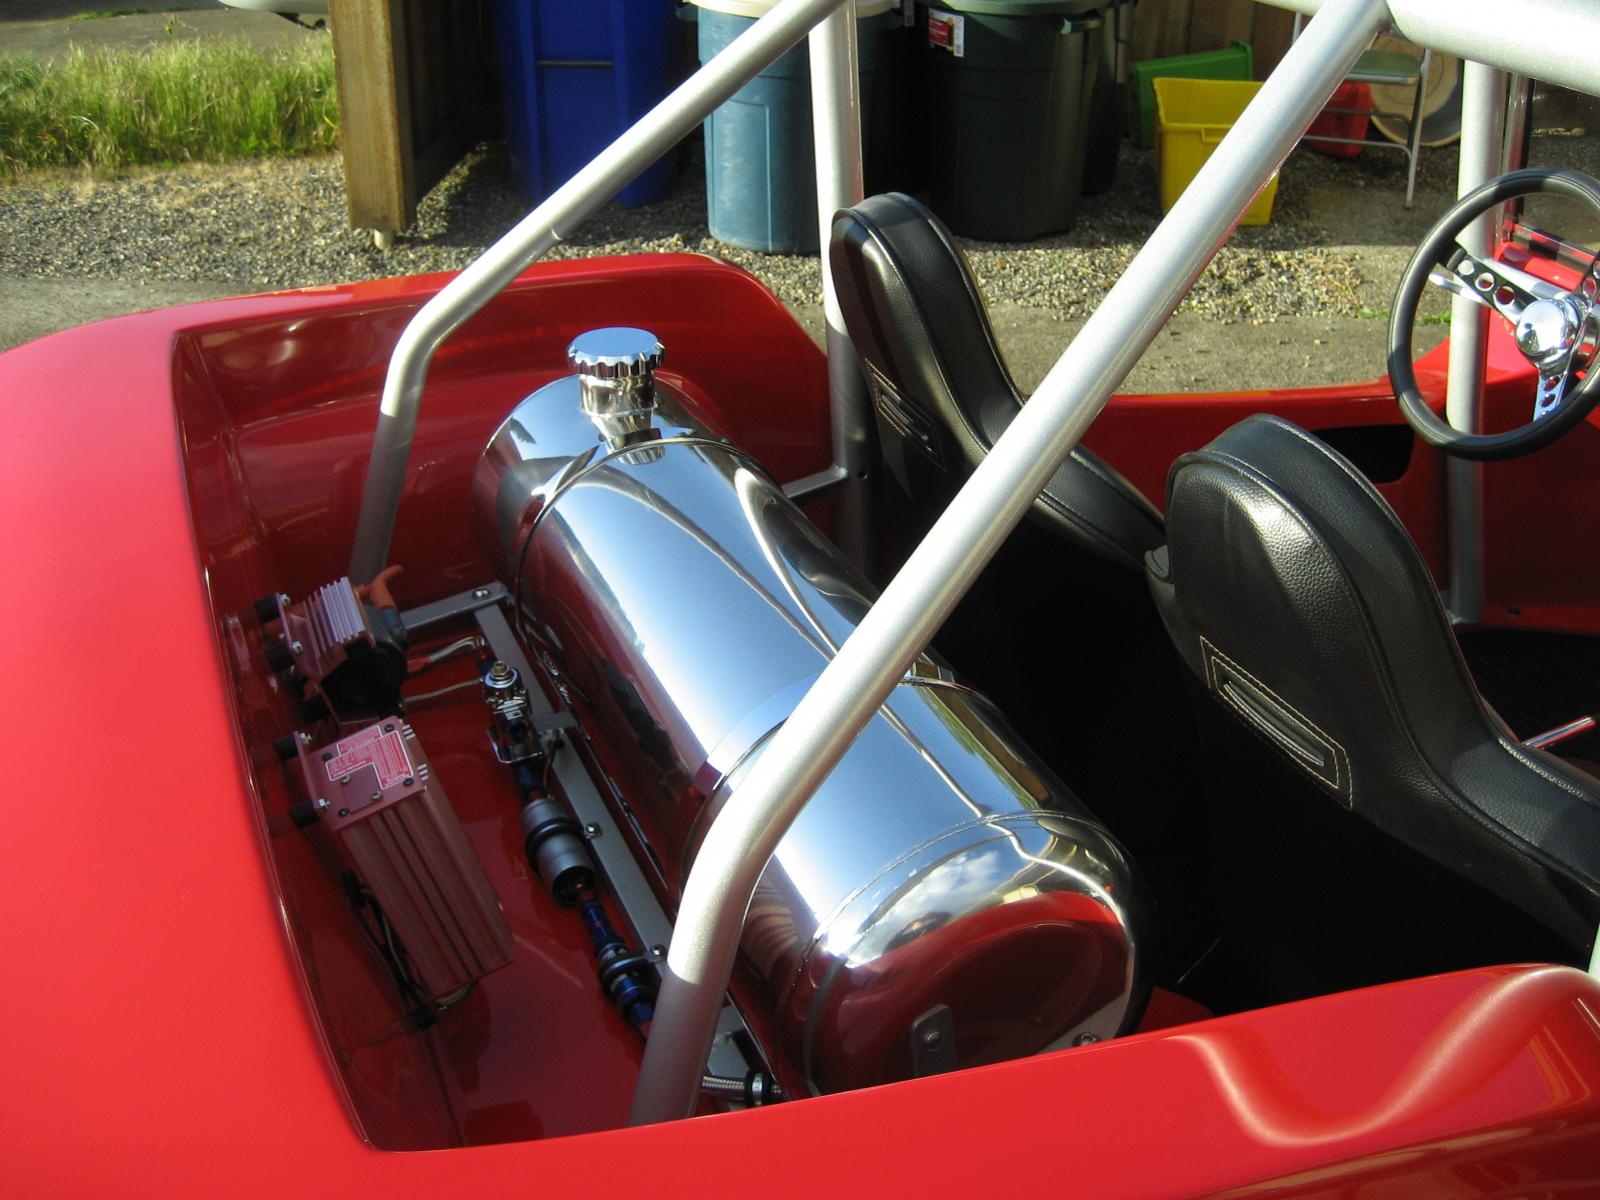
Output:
347,0,851,583
473,602,756,1082
807,2,873,572
628,0,1390,1126
1259,1,1600,98
1443,62,1507,623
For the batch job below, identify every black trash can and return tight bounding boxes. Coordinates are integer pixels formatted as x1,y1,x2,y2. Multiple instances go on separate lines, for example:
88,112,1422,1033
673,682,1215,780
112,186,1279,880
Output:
1081,0,1131,195
919,0,1106,241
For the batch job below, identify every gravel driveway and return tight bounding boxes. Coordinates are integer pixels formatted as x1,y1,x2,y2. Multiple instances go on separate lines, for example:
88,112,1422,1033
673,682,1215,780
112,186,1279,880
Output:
3,112,1595,390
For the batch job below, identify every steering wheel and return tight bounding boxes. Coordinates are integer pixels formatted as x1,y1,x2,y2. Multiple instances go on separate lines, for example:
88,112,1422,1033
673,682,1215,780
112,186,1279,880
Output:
1388,168,1600,461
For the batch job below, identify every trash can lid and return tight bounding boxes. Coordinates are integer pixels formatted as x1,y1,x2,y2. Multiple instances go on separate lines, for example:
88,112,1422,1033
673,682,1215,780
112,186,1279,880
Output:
923,0,1105,15
690,0,894,17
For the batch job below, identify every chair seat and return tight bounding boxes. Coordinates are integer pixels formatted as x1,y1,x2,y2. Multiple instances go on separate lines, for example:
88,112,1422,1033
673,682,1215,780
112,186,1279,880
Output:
1146,414,1600,955
1347,49,1423,85
829,192,1165,572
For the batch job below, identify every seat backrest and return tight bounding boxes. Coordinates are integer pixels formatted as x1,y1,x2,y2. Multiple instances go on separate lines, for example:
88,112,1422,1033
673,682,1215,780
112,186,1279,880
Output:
829,192,1163,572
1148,413,1600,952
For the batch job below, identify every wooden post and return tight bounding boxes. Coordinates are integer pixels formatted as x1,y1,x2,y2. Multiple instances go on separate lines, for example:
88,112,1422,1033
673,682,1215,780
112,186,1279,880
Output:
330,0,413,243
329,0,486,247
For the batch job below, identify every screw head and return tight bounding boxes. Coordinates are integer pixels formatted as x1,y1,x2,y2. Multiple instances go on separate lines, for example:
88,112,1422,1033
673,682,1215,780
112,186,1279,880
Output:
648,944,666,961
339,775,351,785
402,776,414,787
369,790,382,802
321,751,333,761
289,640,304,655
383,723,394,733
473,587,491,599
584,822,602,838
921,1028,943,1050
1072,1033,1101,1047
337,807,349,817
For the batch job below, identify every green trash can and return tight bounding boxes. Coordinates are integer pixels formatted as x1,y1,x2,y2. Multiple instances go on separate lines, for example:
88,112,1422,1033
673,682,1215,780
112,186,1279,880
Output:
919,0,1106,241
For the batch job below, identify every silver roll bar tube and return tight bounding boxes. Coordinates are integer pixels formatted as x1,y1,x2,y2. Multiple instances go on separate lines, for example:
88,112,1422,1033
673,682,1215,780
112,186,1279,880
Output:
1262,0,1600,98
347,0,852,584
1442,62,1509,623
806,5,873,571
629,0,1391,1125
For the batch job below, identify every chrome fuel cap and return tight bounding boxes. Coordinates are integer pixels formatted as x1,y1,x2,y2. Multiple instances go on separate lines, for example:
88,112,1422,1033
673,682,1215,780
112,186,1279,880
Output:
567,327,664,438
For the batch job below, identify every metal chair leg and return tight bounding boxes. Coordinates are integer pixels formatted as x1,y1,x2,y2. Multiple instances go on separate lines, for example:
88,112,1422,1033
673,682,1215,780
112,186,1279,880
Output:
1403,49,1430,208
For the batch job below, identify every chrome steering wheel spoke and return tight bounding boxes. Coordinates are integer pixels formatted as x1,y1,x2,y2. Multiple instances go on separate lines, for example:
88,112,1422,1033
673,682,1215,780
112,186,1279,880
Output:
1534,306,1600,420
1431,242,1564,325
1534,358,1577,420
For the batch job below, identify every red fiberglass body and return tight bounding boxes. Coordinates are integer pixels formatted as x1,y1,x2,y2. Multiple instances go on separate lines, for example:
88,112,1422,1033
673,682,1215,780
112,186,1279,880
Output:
4,251,1600,1196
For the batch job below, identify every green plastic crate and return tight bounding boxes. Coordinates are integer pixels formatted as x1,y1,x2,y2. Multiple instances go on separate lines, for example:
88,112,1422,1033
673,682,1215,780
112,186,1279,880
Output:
1128,41,1253,149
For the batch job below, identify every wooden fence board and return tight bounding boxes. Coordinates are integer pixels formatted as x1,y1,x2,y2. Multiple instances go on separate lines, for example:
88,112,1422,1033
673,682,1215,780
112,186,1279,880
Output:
1131,0,1299,77
330,0,486,242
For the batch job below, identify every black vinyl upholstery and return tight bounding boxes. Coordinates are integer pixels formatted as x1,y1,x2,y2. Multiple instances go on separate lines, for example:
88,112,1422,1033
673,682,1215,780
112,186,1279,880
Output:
829,192,1163,572
1148,413,1600,952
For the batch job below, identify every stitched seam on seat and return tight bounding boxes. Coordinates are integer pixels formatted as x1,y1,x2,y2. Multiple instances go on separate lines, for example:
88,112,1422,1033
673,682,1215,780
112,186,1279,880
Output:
908,194,1017,388
1066,445,1163,526
1201,634,1352,801
1189,440,1600,895
1035,476,1140,562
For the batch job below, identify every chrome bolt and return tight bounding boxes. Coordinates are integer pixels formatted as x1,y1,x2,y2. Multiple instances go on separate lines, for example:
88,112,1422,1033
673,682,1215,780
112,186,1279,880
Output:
473,587,492,599
487,660,514,685
648,944,666,961
339,775,351,784
290,640,304,655
584,822,602,838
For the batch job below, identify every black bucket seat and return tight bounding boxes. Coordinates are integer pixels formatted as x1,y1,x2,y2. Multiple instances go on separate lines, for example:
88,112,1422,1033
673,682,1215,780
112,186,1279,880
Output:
1148,412,1600,953
829,192,1163,572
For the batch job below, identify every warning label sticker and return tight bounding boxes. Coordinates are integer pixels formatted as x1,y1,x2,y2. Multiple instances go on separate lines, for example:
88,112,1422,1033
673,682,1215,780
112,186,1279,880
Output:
927,10,964,56
325,725,413,791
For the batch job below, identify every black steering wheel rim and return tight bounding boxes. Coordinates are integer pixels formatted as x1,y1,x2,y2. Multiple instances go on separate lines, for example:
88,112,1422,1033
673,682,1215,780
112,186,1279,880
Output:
1387,167,1600,462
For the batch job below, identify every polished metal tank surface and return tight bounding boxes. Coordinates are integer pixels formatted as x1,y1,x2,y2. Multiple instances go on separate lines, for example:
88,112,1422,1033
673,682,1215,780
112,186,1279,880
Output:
471,337,1149,1094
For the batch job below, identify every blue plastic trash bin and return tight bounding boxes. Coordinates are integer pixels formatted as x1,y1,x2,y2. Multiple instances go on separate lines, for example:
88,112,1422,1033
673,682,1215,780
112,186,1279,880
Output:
695,0,893,253
495,0,680,207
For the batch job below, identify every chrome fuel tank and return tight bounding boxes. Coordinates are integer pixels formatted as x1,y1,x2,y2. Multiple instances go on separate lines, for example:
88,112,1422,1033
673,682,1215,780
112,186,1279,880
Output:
471,330,1148,1094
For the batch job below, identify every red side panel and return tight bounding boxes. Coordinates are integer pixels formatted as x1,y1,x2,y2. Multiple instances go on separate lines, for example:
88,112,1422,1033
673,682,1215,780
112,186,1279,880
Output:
6,256,1600,1195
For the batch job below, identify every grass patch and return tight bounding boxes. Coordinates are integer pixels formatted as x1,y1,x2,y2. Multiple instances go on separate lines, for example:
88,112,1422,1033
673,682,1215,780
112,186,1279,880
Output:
1358,306,1452,326
68,8,148,19
0,36,338,174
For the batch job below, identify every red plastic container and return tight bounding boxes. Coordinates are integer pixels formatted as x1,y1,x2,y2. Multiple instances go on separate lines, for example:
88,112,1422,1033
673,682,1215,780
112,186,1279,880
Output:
1307,81,1372,158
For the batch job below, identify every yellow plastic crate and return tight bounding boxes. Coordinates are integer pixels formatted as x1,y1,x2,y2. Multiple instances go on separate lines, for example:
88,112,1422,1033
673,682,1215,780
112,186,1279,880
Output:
1153,77,1278,226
